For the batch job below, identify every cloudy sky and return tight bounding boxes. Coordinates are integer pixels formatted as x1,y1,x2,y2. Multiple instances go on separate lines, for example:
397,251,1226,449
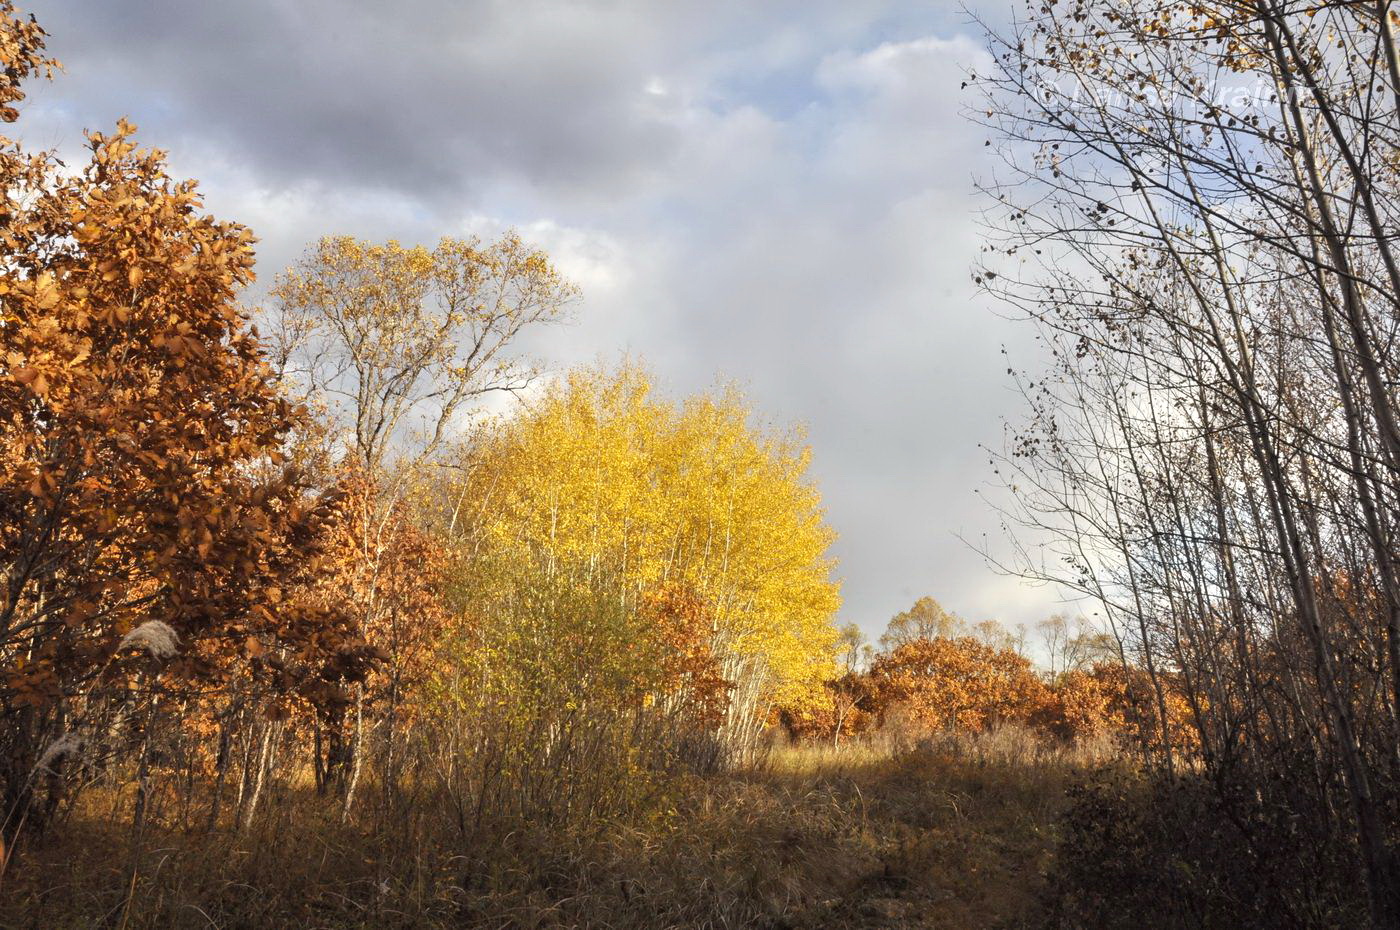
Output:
17,0,1063,639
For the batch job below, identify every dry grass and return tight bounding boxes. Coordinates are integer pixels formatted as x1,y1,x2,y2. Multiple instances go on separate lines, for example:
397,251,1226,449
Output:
0,727,1111,929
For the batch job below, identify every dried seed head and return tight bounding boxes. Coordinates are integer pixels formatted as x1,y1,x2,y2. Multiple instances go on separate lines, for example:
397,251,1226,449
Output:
34,733,81,775
118,620,180,660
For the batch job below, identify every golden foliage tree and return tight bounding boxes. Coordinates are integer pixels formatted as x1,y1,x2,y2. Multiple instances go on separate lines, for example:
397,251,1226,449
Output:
270,234,577,477
449,364,842,762
879,596,966,649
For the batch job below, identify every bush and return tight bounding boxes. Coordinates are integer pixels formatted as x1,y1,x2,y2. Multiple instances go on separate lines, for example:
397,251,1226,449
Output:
1040,768,1370,929
1034,664,1198,757
866,636,1050,735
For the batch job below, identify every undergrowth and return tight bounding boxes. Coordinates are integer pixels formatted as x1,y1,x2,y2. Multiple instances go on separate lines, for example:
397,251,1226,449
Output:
0,728,1107,929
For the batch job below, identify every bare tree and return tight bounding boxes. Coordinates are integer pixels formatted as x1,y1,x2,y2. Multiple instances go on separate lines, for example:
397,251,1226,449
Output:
975,1,1400,922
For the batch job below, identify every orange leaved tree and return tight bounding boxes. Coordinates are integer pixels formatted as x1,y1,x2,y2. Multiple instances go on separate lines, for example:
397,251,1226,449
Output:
867,636,1048,735
1038,663,1199,757
0,2,360,840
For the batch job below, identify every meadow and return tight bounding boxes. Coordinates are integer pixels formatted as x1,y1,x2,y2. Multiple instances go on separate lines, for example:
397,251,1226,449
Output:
3,729,1107,929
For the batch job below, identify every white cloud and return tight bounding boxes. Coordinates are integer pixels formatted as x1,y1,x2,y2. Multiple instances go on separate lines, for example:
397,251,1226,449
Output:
17,0,1053,635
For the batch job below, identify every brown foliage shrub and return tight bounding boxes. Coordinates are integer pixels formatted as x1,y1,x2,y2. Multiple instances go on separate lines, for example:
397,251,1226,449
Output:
867,636,1050,735
1036,668,1119,741
640,584,733,731
291,473,452,794
1035,663,1198,756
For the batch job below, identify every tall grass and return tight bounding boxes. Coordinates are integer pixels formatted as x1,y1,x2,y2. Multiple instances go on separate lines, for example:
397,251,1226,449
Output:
2,725,1105,928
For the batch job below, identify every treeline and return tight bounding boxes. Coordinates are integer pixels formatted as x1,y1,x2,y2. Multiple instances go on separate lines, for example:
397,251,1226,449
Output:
977,1,1400,926
783,597,1194,756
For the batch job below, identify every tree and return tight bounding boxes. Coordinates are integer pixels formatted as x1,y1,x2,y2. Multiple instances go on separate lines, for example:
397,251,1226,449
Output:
879,596,965,649
829,623,871,745
293,475,448,799
836,623,869,675
868,636,1048,734
1036,663,1195,754
268,233,575,811
1036,613,1118,679
270,234,577,478
447,364,842,764
971,618,1025,654
0,2,360,838
976,0,1400,920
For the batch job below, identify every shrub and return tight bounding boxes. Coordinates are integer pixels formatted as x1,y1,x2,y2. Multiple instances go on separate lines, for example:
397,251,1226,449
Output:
1035,663,1198,757
866,636,1050,735
1041,769,1369,929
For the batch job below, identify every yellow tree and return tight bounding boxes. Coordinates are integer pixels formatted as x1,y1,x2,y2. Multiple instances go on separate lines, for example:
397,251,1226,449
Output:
450,364,842,763
879,596,966,649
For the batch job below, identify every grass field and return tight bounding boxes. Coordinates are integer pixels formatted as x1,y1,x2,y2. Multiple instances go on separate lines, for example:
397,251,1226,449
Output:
0,729,1110,929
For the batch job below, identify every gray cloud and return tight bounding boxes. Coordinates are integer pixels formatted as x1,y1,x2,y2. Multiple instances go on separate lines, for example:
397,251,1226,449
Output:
25,2,953,201
17,0,1061,636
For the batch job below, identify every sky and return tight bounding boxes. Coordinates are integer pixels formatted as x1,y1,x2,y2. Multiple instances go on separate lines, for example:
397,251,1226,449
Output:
16,0,1065,640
